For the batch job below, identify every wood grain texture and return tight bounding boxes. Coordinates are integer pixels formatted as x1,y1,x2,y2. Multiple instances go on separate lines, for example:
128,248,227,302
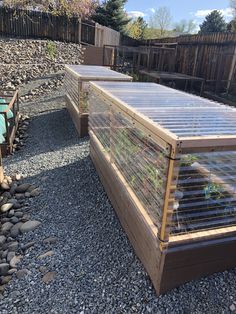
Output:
90,132,164,295
65,95,88,137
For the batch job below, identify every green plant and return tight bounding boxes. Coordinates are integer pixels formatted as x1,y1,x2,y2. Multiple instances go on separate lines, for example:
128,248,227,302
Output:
180,155,199,167
80,90,89,112
46,42,57,59
204,183,223,200
143,164,163,191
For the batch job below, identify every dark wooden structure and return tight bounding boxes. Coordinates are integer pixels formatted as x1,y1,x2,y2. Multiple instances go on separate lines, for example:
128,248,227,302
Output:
0,7,96,45
103,45,176,73
64,65,132,137
139,70,205,95
0,90,20,156
147,33,236,95
88,81,236,295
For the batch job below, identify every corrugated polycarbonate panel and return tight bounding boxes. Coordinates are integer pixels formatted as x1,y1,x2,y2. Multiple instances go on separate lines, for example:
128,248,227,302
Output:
111,109,169,228
89,89,169,228
92,82,236,138
66,65,132,81
64,71,78,106
169,152,236,235
89,90,111,152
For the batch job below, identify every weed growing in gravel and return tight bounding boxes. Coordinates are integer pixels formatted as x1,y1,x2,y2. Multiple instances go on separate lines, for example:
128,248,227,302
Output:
46,42,57,59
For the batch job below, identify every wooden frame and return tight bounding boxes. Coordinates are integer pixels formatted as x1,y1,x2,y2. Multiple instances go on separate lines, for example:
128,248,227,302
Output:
0,89,20,156
88,81,236,295
64,65,132,137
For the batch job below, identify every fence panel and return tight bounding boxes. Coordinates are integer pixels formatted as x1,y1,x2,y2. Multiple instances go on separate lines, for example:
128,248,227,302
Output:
0,7,96,45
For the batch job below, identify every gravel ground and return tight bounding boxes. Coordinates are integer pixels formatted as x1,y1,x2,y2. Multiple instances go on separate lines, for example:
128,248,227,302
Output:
0,82,236,313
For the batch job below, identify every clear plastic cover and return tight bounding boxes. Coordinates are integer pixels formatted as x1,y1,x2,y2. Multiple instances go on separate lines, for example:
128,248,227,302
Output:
89,89,169,228
64,71,79,107
170,151,236,235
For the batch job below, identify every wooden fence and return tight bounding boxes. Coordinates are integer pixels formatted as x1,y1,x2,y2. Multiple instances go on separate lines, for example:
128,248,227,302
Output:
146,33,236,94
0,7,120,46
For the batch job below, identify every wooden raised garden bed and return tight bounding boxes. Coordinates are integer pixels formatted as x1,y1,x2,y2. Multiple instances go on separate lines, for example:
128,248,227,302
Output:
64,65,132,137
88,81,236,295
0,89,20,156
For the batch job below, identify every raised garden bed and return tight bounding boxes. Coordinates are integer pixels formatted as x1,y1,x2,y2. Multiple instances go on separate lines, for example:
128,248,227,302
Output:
0,89,20,156
88,81,236,295
64,65,132,137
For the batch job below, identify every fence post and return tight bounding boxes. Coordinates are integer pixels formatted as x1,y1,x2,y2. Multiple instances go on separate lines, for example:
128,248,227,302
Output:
78,18,82,44
227,46,236,94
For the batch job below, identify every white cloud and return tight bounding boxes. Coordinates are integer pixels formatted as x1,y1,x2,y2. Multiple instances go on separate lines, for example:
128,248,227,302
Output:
127,11,146,19
194,7,234,21
147,8,155,13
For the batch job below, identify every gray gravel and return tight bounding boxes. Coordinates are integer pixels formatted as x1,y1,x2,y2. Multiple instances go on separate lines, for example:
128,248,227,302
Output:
0,83,236,313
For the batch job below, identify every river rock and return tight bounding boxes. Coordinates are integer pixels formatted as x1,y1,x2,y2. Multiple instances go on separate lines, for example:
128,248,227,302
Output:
1,203,13,213
20,221,41,233
14,211,23,218
10,222,23,238
8,209,14,217
7,251,15,262
43,236,57,245
38,250,54,259
16,268,29,279
1,182,10,190
1,275,11,284
15,193,25,200
30,188,40,197
42,271,56,284
21,241,35,252
9,255,22,268
15,184,31,193
8,242,18,252
10,216,19,224
0,263,9,276
0,236,6,246
1,222,13,234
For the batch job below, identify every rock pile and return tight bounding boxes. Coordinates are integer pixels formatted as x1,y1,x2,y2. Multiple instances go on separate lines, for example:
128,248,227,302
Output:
20,73,65,102
0,174,41,294
0,38,84,90
12,114,30,153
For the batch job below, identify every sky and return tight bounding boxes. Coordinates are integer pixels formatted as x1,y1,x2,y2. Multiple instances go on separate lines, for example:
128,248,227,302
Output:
125,0,234,27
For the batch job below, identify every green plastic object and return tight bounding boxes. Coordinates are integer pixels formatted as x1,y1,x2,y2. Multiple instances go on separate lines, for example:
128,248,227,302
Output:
0,115,6,135
0,98,14,119
0,133,5,144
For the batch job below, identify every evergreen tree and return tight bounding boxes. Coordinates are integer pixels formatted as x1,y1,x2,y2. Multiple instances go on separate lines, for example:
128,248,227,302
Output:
199,10,227,34
92,0,130,33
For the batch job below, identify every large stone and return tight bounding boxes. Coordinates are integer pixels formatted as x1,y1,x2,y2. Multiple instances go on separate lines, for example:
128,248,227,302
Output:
8,209,14,217
0,236,6,246
1,222,13,234
1,182,10,191
20,221,41,233
16,269,29,279
42,271,56,284
10,217,19,224
9,184,17,196
30,188,40,197
43,236,57,245
1,275,11,284
1,203,13,213
21,241,35,252
0,263,9,276
15,184,31,193
15,194,25,200
14,212,23,218
7,251,15,263
10,222,23,238
9,255,22,268
8,242,18,252
38,251,53,259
